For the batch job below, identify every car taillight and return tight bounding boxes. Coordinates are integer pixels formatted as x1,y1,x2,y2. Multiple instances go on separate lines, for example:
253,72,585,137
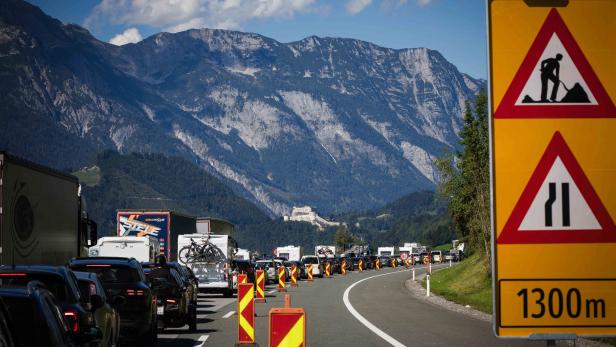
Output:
64,311,79,333
166,299,177,305
0,273,27,277
126,289,145,296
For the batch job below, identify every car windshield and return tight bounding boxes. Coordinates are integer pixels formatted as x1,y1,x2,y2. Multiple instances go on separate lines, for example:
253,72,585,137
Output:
302,258,318,264
71,265,140,283
0,274,68,302
256,261,273,268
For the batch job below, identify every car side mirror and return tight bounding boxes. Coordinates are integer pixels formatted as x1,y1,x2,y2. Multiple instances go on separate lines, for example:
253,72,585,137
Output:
90,294,104,310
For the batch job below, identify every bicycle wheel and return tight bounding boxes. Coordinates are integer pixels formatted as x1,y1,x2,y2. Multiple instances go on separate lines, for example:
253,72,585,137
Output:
178,246,195,264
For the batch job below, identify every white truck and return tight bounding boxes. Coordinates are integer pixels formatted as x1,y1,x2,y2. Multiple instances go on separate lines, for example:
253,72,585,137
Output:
398,246,413,260
177,234,236,297
276,245,303,261
234,248,251,260
89,236,160,262
377,247,395,256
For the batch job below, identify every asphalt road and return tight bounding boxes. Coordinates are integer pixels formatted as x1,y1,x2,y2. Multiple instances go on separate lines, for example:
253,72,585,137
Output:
154,265,543,346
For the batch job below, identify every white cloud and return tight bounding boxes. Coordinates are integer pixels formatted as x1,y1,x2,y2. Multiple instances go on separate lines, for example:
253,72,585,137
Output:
86,0,316,33
345,0,372,15
109,27,143,45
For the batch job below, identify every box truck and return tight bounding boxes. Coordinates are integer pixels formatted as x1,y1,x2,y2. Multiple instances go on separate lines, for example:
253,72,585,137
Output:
0,152,97,265
235,248,251,260
89,236,160,262
276,245,302,261
377,247,394,256
117,210,195,261
177,234,237,296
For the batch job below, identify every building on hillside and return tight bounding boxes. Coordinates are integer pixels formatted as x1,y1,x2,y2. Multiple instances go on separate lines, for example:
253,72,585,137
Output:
283,206,340,230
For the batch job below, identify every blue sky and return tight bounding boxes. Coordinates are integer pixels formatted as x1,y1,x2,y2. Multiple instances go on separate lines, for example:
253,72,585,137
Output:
28,0,487,79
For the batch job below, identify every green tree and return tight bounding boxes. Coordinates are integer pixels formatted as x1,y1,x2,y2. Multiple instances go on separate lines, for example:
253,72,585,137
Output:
437,90,491,268
335,225,354,252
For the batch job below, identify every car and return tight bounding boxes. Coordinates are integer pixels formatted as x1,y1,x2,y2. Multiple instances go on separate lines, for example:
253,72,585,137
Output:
420,252,431,264
300,256,323,278
350,257,362,270
165,262,198,306
339,256,354,272
143,263,197,332
255,259,277,284
443,251,454,262
291,261,306,279
74,271,121,347
182,266,200,303
411,253,421,264
0,265,101,347
231,260,256,290
273,259,290,281
283,261,305,280
0,281,78,346
68,257,157,347
367,255,378,269
379,256,391,267
431,250,443,263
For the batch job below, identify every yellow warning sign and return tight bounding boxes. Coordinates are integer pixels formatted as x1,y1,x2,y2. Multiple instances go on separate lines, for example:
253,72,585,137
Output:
489,0,616,338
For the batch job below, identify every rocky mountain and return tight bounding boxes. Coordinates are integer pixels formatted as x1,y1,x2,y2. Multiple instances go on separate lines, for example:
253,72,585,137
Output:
0,0,483,216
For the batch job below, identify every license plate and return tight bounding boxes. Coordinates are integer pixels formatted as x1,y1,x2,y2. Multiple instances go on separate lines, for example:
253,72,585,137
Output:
157,306,164,315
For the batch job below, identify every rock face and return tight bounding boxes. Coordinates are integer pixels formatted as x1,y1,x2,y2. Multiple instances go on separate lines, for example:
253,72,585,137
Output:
0,0,483,216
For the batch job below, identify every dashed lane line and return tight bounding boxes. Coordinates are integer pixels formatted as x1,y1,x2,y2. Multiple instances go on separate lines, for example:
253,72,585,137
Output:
222,310,236,319
193,335,208,347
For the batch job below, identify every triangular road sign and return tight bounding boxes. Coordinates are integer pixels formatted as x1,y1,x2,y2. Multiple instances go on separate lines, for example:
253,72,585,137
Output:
494,9,616,118
498,132,616,244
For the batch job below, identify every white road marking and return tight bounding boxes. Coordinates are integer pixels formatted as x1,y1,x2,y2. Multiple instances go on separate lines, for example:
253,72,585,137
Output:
197,314,208,319
267,289,277,294
193,334,208,347
223,310,236,319
343,270,409,347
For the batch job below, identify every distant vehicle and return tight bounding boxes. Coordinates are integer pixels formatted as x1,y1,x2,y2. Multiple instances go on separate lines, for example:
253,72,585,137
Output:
234,248,251,260
177,234,236,297
74,271,121,347
255,259,278,284
379,256,392,267
339,255,355,272
276,246,303,262
443,251,453,262
89,236,160,262
68,257,157,347
431,250,443,263
0,265,101,347
420,252,430,264
117,210,196,261
301,256,323,278
411,253,421,264
231,260,255,290
143,263,197,332
0,152,97,265
314,245,336,259
377,247,394,256
0,281,77,346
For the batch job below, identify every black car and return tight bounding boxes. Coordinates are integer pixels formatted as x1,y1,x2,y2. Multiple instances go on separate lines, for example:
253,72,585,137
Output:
0,265,100,346
367,255,378,269
0,281,78,346
379,256,391,267
74,272,122,347
231,260,255,286
167,262,198,306
143,264,197,332
69,257,157,347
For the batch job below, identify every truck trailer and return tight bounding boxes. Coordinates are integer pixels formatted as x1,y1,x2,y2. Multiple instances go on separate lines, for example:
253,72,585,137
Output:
276,245,302,261
377,247,395,256
117,210,196,261
0,152,97,265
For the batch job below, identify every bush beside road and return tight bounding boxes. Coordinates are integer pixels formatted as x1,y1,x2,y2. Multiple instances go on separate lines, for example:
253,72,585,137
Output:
422,253,492,313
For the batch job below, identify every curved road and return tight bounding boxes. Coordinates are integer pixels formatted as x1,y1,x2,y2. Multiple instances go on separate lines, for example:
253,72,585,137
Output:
156,265,543,346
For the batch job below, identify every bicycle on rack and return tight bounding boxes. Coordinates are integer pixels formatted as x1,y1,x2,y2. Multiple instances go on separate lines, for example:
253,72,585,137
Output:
178,236,226,264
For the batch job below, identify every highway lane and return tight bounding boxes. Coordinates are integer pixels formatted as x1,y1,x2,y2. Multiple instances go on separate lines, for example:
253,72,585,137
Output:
155,266,543,346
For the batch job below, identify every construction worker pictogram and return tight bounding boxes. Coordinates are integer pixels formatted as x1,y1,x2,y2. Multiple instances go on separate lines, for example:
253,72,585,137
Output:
325,262,331,278
307,264,313,282
237,283,255,345
255,269,265,303
277,266,286,292
375,257,380,270
291,264,298,287
498,132,616,244
494,9,616,118
268,308,306,347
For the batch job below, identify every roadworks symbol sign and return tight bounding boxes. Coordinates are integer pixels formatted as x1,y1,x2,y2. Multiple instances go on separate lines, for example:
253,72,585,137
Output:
498,132,616,244
494,8,616,118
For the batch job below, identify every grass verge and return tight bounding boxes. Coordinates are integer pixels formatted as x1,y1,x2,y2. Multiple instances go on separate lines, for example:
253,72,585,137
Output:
423,253,492,313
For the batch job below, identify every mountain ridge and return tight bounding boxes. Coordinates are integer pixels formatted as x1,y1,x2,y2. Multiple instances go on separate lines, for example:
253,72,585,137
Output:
1,0,483,215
